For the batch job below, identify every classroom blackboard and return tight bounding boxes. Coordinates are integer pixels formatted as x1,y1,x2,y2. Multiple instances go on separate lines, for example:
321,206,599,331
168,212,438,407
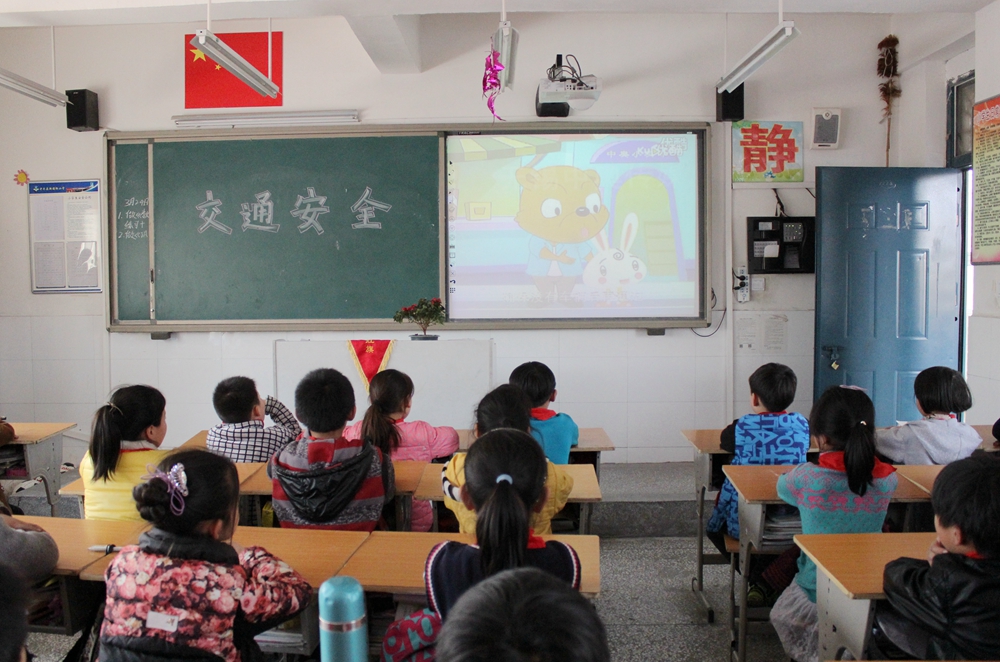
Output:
109,132,441,327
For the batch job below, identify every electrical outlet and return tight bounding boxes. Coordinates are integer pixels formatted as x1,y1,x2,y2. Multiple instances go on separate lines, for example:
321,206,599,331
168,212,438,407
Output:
735,266,750,303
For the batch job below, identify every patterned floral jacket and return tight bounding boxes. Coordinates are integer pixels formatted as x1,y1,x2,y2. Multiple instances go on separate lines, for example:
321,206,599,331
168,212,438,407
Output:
101,528,312,662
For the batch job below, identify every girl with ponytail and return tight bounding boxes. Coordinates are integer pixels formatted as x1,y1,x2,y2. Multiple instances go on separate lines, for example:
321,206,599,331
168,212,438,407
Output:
343,369,458,531
770,386,898,662
80,385,170,521
426,429,581,620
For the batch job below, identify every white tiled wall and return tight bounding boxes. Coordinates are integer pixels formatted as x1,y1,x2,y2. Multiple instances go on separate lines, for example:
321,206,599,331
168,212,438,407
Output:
966,314,1000,425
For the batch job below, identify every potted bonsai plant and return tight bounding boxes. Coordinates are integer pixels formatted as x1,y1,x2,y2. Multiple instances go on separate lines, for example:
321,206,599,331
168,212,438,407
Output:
394,297,446,340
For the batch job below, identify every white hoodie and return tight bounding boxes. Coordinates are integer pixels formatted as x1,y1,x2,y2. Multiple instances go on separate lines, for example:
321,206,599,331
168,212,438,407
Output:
875,416,982,465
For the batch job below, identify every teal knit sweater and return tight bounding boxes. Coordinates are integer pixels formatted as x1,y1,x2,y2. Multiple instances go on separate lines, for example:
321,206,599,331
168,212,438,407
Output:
777,454,897,601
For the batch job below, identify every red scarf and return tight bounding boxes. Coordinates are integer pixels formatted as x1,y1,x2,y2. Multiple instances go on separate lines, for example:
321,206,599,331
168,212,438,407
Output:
392,417,405,425
966,550,986,559
530,408,557,421
818,451,896,478
527,528,546,549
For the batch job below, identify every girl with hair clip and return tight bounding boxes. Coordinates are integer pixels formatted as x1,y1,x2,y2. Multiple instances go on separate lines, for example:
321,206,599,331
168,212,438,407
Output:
80,385,170,521
100,449,311,662
343,369,458,531
441,385,574,536
381,430,580,662
770,386,898,662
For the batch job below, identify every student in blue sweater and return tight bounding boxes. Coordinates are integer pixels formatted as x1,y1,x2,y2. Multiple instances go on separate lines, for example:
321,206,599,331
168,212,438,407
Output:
770,385,897,662
707,363,809,548
509,362,578,464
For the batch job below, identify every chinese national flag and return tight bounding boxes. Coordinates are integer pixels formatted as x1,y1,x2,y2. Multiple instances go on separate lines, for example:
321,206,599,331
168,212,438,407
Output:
185,32,283,109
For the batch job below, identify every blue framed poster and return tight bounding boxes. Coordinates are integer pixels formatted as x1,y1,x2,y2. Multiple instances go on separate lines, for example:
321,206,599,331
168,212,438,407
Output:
28,180,102,293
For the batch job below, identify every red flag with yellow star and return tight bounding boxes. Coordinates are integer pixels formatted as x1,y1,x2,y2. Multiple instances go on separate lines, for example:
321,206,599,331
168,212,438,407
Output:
185,32,283,109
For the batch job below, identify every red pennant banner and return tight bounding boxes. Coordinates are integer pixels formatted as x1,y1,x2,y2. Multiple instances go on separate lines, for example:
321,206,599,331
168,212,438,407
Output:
185,31,283,109
348,340,395,390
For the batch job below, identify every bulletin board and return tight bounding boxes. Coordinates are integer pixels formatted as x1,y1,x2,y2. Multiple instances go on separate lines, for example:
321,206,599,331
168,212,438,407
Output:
28,180,102,293
973,93,1000,264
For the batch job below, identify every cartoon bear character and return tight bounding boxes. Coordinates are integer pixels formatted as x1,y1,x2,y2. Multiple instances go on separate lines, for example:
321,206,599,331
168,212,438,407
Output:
514,166,610,304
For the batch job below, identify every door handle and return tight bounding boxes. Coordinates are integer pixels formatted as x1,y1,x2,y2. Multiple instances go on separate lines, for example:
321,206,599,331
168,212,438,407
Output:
821,345,844,371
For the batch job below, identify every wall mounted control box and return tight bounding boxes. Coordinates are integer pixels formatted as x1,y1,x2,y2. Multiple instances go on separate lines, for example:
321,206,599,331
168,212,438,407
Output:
747,216,815,274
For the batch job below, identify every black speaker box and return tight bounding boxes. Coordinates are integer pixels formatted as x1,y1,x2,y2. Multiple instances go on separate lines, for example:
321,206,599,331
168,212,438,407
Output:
66,89,99,131
715,83,744,122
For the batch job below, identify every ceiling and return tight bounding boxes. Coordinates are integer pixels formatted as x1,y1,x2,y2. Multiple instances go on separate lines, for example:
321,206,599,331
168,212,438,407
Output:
0,0,994,28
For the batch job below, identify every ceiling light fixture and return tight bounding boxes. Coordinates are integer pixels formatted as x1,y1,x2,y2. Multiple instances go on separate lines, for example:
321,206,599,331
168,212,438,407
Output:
172,110,360,128
0,66,68,106
191,29,279,98
717,0,798,94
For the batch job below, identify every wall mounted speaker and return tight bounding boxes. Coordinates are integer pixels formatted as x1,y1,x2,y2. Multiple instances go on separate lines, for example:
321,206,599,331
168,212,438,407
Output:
716,83,744,122
66,89,99,131
811,108,841,149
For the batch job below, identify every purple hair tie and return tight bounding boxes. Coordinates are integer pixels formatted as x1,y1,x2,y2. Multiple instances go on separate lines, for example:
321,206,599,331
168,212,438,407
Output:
143,463,189,516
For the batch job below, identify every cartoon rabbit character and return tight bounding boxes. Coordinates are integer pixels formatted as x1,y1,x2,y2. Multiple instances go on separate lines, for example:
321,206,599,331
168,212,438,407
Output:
514,166,610,304
583,212,648,305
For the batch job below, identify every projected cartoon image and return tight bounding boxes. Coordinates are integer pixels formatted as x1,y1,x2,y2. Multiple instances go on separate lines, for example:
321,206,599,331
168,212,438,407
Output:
446,133,701,321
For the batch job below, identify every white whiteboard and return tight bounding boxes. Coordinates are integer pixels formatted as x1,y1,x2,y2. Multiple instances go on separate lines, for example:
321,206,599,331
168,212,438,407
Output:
274,339,494,429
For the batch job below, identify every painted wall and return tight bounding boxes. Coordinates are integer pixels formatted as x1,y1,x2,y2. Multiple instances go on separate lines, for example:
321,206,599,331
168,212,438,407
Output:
966,0,1000,425
0,10,967,462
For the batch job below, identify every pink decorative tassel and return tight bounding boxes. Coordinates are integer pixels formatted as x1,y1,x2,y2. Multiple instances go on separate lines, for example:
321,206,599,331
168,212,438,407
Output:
483,44,505,121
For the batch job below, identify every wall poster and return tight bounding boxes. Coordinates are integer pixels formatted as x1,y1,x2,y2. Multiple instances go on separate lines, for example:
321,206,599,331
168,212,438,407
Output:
973,94,1000,264
28,180,102,293
732,121,804,183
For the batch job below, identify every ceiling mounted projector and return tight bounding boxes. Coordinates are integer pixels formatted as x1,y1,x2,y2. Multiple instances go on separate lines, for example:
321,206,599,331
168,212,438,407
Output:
535,54,601,118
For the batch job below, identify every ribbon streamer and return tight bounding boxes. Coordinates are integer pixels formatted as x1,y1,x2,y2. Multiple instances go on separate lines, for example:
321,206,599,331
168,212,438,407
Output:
483,41,505,121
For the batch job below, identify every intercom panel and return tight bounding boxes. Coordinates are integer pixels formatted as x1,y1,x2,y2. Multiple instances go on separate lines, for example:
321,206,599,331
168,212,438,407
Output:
747,216,815,274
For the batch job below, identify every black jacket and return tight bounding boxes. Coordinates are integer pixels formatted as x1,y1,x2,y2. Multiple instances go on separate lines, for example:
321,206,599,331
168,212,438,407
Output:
882,553,1000,660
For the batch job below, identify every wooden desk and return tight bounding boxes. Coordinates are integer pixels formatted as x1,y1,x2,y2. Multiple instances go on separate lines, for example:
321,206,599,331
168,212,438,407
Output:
894,464,943,495
5,423,76,516
234,527,369,588
179,430,208,449
18,516,145,578
338,531,601,598
458,428,614,479
972,424,998,451
796,532,935,660
723,464,930,662
682,428,729,622
412,461,602,533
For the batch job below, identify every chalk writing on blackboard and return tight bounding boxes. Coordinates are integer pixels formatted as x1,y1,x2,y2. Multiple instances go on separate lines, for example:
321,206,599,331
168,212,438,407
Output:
351,186,391,230
291,187,329,235
241,190,279,233
196,190,233,235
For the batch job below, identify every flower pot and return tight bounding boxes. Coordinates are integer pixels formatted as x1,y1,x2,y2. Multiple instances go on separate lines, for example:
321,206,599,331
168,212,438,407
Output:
410,334,439,341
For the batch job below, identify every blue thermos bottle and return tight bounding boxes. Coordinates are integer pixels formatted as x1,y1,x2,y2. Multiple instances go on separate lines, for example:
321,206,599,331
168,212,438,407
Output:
319,576,368,662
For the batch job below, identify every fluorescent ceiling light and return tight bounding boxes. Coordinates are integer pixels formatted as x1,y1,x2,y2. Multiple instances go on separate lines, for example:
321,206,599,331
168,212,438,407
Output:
717,21,799,94
191,29,279,98
0,66,68,107
172,110,360,128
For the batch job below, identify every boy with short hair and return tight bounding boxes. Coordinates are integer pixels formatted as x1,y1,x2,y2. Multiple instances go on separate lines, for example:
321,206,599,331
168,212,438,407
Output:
509,361,578,464
269,368,394,531
871,453,1000,660
707,363,809,544
208,376,302,463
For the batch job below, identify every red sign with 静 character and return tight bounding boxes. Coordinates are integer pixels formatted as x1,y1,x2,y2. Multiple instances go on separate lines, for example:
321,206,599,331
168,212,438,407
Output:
732,121,803,183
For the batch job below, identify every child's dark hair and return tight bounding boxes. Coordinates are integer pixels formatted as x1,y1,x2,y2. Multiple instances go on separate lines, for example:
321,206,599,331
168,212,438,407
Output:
0,564,28,662
508,362,557,408
436,567,610,662
809,386,877,496
748,363,797,412
464,429,547,577
133,449,239,535
475,385,532,435
361,369,414,456
90,385,166,481
931,453,1000,558
914,366,972,414
213,376,259,424
295,368,355,433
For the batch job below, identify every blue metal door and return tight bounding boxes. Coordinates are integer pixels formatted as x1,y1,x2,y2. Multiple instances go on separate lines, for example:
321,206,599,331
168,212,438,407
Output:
815,167,963,426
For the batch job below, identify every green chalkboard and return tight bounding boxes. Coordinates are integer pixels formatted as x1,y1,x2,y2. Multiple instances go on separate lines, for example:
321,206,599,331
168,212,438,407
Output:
113,143,151,321
110,134,441,325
